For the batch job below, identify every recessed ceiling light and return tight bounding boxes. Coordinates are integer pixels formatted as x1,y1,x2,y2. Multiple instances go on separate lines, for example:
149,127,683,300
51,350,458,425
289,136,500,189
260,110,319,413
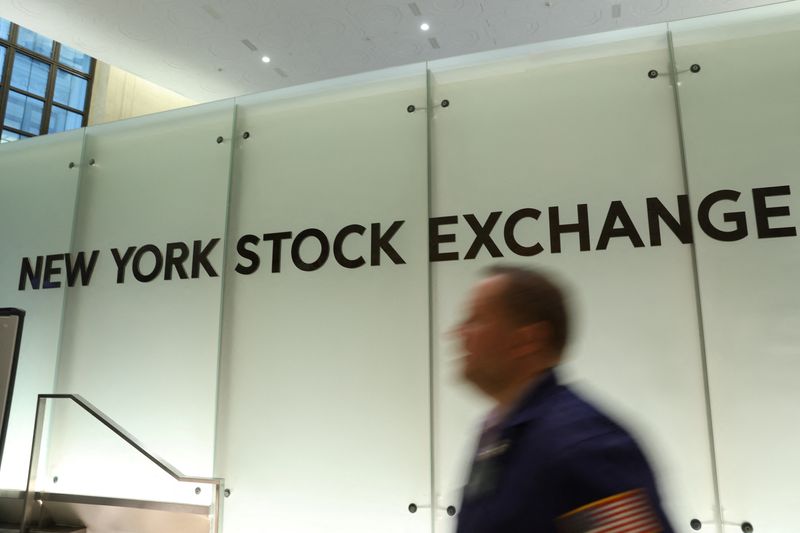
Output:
261,56,271,63
420,23,430,31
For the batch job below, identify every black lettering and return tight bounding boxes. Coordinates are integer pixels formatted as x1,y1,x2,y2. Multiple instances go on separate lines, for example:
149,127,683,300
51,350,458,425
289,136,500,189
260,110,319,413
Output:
596,201,645,250
263,232,292,273
292,229,330,272
646,195,693,246
192,239,220,278
548,205,590,253
334,225,366,269
111,246,136,284
371,221,405,265
164,242,190,280
65,250,100,287
133,244,164,283
753,185,797,238
429,216,459,262
504,208,543,257
43,254,64,289
235,234,261,275
464,212,503,260
698,189,748,241
18,256,43,291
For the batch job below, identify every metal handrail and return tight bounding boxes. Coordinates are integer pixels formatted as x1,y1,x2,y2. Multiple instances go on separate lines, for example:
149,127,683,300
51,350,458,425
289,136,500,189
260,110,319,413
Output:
20,394,223,533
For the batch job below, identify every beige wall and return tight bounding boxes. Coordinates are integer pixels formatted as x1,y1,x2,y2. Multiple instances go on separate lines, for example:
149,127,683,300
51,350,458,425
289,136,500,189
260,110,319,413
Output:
88,62,196,125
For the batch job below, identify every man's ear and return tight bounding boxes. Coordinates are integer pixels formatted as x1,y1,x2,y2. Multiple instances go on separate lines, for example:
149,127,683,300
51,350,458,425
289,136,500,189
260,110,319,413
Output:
511,321,552,359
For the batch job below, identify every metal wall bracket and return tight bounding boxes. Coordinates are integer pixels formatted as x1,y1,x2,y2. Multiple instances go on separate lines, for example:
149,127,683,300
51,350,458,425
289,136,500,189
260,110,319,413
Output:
648,64,701,79
406,99,450,113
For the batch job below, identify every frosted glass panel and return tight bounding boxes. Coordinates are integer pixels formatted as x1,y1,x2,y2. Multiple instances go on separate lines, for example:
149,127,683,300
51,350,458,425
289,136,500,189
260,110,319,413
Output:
0,130,83,489
217,66,431,533
48,101,235,504
672,3,800,531
429,27,714,532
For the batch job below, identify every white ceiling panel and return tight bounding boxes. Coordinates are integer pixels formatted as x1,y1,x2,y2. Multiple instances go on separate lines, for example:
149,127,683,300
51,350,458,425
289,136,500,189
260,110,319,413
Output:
0,0,788,101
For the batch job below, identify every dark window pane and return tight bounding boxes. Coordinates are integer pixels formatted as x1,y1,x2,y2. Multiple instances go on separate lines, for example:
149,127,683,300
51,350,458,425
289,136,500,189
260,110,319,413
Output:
1,130,22,143
49,106,83,133
59,44,92,73
54,69,88,109
11,53,50,97
0,19,9,40
0,46,6,83
17,27,53,57
5,91,44,134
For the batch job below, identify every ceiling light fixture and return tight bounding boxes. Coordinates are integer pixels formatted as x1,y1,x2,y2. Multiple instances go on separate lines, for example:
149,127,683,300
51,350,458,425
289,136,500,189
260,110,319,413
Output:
261,56,271,63
420,23,430,31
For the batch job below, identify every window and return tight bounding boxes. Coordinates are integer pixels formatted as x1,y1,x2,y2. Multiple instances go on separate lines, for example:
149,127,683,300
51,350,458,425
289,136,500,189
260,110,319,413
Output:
0,19,94,143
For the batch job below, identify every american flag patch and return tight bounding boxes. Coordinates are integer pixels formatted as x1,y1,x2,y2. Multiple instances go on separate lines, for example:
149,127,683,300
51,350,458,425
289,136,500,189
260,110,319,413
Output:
556,489,662,533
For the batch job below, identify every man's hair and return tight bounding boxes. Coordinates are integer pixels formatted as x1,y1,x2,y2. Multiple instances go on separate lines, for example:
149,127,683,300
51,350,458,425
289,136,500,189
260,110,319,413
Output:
485,265,570,354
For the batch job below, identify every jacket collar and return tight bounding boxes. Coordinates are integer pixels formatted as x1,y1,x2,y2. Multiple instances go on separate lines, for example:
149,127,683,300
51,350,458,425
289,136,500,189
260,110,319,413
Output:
500,368,560,430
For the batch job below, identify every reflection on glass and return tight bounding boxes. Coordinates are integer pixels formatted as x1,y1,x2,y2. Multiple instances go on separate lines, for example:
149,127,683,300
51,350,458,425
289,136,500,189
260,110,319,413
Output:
4,91,43,134
0,130,21,143
16,27,53,57
59,44,91,73
49,106,83,133
0,46,6,83
0,18,10,40
11,53,49,97
54,69,87,109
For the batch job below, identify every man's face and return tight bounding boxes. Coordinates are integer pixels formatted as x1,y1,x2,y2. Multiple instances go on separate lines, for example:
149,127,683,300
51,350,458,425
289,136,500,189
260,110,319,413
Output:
454,275,519,395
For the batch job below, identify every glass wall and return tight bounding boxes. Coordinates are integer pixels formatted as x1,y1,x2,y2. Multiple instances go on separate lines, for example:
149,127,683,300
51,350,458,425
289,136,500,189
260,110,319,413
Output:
428,25,715,531
0,129,83,489
216,66,432,533
0,2,798,531
672,3,800,531
44,100,236,504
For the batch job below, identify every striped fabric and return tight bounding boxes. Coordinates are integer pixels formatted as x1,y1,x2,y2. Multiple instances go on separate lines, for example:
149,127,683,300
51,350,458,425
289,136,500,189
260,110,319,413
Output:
556,489,663,533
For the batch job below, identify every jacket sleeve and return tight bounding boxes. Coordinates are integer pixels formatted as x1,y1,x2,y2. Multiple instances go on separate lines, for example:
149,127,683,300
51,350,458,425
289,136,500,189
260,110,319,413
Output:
549,430,674,533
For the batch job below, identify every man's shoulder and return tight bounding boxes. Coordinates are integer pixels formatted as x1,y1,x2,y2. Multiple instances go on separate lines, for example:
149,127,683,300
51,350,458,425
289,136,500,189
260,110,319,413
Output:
524,381,631,447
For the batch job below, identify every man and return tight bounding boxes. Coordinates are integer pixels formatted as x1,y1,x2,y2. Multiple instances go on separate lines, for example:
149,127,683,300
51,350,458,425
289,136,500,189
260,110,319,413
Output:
454,265,674,533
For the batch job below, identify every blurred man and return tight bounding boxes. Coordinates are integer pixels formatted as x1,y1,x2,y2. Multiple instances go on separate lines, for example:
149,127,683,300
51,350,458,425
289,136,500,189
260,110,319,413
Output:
454,265,673,533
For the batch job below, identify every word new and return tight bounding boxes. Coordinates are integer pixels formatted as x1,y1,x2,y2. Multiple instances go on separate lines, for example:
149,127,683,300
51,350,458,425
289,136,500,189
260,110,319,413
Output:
19,240,219,290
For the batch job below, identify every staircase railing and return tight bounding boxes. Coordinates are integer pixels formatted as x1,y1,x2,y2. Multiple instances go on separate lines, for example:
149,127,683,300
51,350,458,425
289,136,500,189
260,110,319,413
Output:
21,394,223,533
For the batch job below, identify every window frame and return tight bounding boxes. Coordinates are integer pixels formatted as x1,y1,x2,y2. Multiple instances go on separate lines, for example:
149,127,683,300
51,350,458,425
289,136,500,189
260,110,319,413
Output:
0,21,95,140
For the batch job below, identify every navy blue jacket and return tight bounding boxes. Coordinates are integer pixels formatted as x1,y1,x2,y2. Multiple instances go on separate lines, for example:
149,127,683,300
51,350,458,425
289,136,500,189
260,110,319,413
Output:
456,371,674,533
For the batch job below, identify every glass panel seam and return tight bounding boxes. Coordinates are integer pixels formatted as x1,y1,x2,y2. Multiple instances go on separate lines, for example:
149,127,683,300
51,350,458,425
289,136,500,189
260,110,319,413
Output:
666,26,723,532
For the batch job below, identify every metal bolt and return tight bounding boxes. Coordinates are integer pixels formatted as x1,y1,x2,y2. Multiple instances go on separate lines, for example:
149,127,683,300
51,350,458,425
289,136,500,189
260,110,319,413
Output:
53,476,58,483
195,487,201,495
216,136,224,144
242,131,250,140
690,63,701,73
648,69,659,79
408,503,417,513
741,522,753,533
407,105,416,113
224,488,231,498
446,505,456,516
690,519,702,530
68,162,75,169
89,158,96,166
441,99,450,108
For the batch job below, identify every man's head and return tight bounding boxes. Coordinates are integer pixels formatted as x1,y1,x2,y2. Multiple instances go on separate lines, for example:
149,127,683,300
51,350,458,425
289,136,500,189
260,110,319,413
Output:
454,265,570,401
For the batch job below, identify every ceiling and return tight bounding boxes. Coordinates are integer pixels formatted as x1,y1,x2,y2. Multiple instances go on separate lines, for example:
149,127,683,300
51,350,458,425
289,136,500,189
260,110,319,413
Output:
0,0,786,102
